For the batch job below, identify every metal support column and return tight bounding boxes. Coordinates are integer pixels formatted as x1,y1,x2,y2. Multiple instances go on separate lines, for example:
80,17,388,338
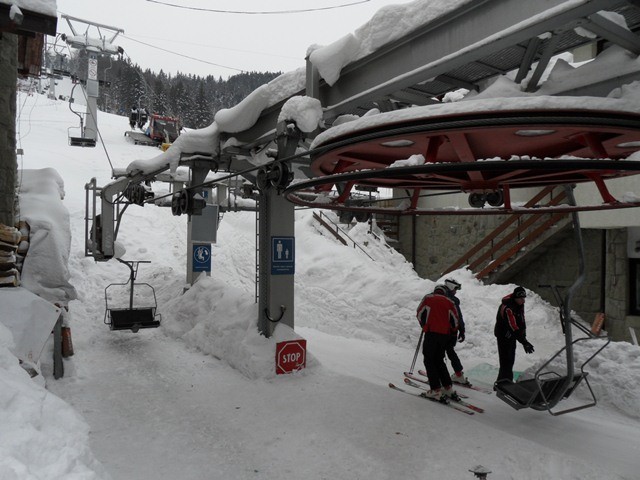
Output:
186,160,216,286
84,52,99,142
257,189,295,337
257,122,301,337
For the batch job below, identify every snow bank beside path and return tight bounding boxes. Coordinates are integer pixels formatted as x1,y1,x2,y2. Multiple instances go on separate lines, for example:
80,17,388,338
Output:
0,324,108,480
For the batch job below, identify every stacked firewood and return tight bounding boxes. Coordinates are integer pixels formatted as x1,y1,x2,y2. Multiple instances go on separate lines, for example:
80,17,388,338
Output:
0,222,29,287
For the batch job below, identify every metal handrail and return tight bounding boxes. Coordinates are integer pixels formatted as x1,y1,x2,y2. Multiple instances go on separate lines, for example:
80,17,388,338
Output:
314,211,375,261
442,186,567,276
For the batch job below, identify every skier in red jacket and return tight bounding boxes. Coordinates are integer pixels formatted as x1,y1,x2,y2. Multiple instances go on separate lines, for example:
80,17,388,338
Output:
416,286,460,401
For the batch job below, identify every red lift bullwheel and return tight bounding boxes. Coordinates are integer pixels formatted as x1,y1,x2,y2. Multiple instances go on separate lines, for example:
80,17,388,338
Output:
285,108,640,215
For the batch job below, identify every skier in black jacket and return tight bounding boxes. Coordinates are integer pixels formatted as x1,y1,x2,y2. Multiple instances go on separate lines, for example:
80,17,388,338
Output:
494,286,534,386
441,278,468,384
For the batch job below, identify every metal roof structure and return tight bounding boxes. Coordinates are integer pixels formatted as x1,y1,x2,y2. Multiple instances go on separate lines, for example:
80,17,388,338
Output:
222,0,640,160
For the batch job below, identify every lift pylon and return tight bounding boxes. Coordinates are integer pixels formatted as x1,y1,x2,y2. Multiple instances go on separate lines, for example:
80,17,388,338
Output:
61,15,123,147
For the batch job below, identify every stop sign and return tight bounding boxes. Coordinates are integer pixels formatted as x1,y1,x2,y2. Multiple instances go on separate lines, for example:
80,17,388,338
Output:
276,339,307,375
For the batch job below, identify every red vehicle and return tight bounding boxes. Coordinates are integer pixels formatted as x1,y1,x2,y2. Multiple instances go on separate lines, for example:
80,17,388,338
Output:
145,114,181,143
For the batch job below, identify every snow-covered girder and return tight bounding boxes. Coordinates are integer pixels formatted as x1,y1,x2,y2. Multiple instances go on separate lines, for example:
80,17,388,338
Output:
227,0,640,148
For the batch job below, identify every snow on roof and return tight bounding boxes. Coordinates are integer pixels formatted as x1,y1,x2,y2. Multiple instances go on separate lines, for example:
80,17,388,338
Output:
538,45,640,95
308,0,474,86
212,0,633,139
277,96,323,133
311,80,640,149
0,0,57,17
214,67,306,134
126,122,220,176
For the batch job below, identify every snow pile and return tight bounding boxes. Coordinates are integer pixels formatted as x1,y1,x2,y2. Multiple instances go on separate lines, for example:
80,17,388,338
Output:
388,153,425,168
539,46,640,96
277,96,323,133
126,122,220,176
0,324,107,480
18,168,77,303
573,340,640,419
161,209,564,366
215,68,306,133
162,275,271,379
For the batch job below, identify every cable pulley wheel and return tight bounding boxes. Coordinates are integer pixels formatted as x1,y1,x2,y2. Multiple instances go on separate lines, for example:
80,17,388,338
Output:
179,190,191,215
270,162,292,189
170,193,181,216
256,167,270,191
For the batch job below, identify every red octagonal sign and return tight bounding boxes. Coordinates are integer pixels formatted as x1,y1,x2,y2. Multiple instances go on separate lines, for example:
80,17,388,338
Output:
276,339,307,375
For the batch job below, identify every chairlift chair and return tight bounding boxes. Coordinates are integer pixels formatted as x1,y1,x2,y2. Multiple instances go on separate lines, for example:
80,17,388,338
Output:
104,259,161,332
67,88,96,147
68,122,96,147
494,185,611,415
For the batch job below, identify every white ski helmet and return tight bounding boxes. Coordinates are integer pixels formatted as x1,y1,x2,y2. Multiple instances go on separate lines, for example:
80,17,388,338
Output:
444,278,461,291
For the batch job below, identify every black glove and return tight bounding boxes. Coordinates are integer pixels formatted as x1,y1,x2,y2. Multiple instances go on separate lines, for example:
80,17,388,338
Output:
522,341,534,354
458,330,465,342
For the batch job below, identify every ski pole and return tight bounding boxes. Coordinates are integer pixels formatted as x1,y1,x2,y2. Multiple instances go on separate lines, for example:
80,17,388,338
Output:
409,330,424,374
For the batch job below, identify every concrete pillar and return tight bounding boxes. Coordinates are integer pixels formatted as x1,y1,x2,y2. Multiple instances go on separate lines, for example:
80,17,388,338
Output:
0,33,18,226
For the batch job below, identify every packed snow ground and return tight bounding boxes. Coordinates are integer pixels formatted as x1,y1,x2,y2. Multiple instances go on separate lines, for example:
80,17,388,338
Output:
4,80,640,479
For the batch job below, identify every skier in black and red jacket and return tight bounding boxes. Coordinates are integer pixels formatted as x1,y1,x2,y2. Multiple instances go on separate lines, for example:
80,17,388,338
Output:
416,286,460,401
494,286,535,387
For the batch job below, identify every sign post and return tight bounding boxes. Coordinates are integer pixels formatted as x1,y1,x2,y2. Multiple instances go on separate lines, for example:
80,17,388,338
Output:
275,339,307,374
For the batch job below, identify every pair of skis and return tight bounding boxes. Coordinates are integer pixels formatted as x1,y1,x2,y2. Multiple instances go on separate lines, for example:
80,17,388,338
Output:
408,370,494,395
402,377,484,413
388,382,477,415
389,371,487,415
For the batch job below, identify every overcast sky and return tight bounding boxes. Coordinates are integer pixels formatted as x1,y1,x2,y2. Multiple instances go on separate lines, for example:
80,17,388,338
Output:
55,0,415,79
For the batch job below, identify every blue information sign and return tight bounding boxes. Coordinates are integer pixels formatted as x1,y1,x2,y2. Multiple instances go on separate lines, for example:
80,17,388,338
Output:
271,236,295,275
192,244,211,272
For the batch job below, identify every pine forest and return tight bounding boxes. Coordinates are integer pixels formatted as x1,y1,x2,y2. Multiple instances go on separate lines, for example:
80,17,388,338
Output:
51,52,281,129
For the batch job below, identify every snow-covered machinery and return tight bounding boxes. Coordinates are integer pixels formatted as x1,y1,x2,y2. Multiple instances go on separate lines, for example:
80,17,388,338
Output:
147,114,180,143
125,113,181,147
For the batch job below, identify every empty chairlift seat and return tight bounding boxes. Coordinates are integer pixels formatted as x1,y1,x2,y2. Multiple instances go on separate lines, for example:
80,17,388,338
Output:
104,259,161,333
69,135,96,147
106,307,160,332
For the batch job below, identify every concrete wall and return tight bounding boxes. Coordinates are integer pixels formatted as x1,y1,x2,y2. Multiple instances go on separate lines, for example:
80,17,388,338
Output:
397,214,508,280
0,33,18,226
603,229,633,342
502,229,604,325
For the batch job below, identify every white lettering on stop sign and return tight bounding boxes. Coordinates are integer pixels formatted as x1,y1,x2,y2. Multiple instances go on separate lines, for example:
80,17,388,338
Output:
276,339,307,375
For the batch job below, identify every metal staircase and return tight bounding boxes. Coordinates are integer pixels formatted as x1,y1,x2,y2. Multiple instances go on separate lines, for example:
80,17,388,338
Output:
312,211,374,260
442,186,572,282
